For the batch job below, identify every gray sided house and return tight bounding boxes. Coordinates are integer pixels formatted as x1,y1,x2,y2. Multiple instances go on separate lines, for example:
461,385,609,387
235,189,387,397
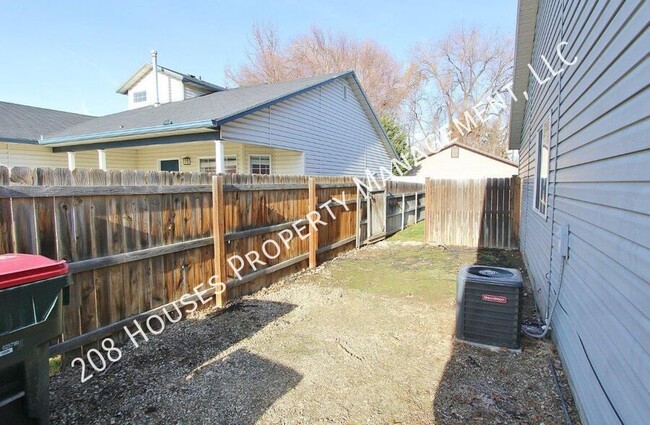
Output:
0,71,396,175
509,0,649,423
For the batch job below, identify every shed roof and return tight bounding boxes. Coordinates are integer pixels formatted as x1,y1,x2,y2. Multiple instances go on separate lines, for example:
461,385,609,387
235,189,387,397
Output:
415,142,518,168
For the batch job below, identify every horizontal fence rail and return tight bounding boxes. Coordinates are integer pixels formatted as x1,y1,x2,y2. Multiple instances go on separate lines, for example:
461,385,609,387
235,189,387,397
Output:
0,166,424,359
0,166,525,359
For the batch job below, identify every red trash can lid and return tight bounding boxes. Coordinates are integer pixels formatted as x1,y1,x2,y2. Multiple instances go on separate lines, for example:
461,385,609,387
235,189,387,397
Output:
0,254,69,290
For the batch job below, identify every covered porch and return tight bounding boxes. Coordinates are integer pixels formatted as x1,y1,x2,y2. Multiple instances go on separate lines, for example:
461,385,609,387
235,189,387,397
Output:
56,134,305,175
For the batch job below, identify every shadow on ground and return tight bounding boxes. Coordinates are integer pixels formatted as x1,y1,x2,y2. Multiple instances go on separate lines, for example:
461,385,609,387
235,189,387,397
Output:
49,300,301,424
432,249,580,424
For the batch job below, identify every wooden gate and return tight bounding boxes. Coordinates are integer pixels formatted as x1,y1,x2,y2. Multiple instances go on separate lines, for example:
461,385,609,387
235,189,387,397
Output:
356,181,425,247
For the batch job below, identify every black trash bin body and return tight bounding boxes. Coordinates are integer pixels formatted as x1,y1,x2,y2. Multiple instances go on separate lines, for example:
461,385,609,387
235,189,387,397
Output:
0,254,69,424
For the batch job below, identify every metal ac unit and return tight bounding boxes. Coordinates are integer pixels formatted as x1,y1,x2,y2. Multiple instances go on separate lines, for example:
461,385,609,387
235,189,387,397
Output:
456,265,523,351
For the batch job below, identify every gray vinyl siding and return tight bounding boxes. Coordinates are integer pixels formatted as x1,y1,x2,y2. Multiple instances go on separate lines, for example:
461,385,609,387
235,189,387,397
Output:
221,77,392,176
183,84,211,100
518,1,649,424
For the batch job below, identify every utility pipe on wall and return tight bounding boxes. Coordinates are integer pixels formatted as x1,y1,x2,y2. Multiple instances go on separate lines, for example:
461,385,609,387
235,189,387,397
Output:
151,50,160,107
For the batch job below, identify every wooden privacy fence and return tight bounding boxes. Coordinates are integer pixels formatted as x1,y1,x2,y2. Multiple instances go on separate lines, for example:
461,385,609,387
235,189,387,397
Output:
0,166,423,358
423,177,520,249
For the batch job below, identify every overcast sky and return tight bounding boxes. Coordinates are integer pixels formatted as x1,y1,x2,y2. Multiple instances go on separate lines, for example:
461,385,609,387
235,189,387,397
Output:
0,0,516,116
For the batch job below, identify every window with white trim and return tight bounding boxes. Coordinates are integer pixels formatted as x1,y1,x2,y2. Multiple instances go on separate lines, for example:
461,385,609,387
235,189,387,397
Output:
534,118,550,215
133,91,147,103
200,156,238,174
250,155,271,175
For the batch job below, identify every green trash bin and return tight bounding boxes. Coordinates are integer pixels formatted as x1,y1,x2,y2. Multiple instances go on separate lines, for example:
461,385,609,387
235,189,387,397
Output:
0,254,70,424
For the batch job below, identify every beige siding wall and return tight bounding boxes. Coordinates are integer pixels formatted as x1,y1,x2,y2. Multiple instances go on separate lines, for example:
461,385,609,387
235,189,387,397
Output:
135,142,304,174
0,141,303,174
411,146,517,179
518,1,649,423
0,143,137,170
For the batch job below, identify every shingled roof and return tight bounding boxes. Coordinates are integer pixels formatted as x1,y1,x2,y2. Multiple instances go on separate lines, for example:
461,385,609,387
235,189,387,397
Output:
41,71,369,144
1,71,394,158
0,102,93,143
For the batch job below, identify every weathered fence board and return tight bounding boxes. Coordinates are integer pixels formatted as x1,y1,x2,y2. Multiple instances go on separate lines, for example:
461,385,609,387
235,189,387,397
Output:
424,177,520,249
0,166,425,358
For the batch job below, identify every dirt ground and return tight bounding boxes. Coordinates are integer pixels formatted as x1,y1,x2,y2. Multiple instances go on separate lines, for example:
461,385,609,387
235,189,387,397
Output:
49,227,580,424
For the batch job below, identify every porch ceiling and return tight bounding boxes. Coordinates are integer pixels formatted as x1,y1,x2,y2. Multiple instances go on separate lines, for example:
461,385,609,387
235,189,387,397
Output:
51,128,221,153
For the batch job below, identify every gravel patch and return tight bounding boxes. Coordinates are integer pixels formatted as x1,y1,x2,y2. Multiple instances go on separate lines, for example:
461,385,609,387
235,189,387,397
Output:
49,241,579,424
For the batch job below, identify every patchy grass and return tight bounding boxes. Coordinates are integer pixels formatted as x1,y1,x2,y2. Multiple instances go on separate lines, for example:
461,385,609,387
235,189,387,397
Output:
49,240,578,424
388,220,425,242
49,355,62,376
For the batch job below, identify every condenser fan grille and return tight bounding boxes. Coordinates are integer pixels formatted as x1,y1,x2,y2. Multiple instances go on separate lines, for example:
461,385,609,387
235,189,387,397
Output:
456,265,524,351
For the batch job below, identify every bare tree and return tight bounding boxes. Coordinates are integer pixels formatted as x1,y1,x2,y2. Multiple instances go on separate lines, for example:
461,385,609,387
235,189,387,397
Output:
227,24,417,119
411,26,514,157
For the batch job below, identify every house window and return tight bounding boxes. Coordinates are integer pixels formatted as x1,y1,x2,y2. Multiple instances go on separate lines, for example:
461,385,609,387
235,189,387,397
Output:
450,145,459,158
133,91,147,103
250,155,271,175
534,122,550,216
160,159,179,172
224,155,238,174
200,156,238,174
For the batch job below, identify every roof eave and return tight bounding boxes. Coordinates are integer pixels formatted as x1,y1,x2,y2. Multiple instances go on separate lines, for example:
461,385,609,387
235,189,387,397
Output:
116,63,153,94
345,72,399,161
38,119,217,146
508,0,539,150
0,136,39,145
182,78,226,92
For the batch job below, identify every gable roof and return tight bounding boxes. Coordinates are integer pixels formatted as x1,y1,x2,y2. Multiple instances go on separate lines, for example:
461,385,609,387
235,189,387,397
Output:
418,142,518,167
508,0,540,150
0,101,94,144
39,71,397,159
116,63,225,95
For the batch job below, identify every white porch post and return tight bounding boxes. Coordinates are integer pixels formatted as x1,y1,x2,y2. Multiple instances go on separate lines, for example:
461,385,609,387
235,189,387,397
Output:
214,139,225,174
98,149,107,171
67,152,76,171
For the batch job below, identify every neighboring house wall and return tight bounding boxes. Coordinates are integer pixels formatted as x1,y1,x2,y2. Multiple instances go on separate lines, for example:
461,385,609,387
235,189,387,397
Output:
410,146,517,178
135,142,304,174
0,142,138,170
127,71,185,109
0,141,304,174
518,1,649,424
221,77,392,175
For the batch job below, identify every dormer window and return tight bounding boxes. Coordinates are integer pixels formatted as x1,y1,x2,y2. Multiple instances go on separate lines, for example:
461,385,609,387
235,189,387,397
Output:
133,91,147,103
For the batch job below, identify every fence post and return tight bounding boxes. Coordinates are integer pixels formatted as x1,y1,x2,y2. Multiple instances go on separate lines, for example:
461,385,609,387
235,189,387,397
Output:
212,175,228,307
355,186,361,248
424,178,431,243
414,192,419,222
512,175,521,248
401,193,406,230
308,177,318,268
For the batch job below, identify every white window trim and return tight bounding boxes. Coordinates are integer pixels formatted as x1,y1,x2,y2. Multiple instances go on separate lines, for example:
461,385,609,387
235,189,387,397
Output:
198,155,239,174
248,154,272,175
533,114,551,220
158,158,181,172
224,154,238,173
133,90,147,103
